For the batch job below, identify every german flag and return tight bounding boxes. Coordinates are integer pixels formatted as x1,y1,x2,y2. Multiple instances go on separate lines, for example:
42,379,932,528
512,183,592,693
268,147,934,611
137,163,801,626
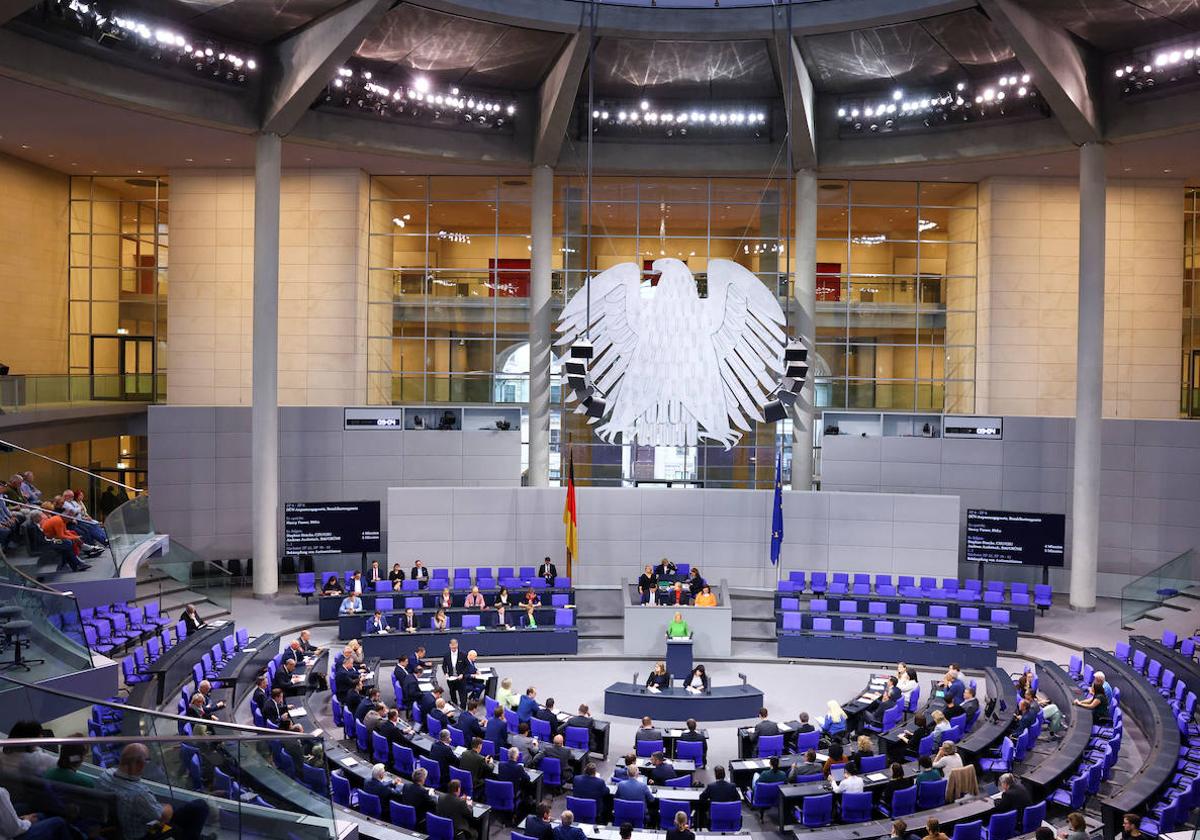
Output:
563,449,578,570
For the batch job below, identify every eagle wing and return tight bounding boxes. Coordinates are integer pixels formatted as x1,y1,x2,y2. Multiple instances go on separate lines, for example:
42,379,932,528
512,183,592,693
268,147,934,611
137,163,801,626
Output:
703,258,788,435
555,263,643,417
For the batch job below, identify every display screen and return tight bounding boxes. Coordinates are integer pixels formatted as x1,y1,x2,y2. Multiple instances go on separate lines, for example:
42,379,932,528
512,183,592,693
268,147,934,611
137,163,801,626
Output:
284,501,381,555
966,509,1065,567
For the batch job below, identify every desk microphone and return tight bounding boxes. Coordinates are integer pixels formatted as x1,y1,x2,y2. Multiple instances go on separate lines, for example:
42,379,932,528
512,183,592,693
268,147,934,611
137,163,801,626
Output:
633,672,639,687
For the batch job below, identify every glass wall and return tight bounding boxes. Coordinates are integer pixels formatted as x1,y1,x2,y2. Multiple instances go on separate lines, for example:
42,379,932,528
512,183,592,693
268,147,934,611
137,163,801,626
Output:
367,175,979,487
815,180,977,413
1185,186,1199,417
68,176,168,401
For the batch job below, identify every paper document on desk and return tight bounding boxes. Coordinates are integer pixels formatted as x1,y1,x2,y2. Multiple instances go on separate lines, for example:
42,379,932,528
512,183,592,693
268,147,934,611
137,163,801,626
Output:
686,687,701,695
341,757,358,767
242,648,258,654
778,724,793,732
362,671,374,680
310,728,323,736
647,687,660,694
289,707,308,718
867,773,888,782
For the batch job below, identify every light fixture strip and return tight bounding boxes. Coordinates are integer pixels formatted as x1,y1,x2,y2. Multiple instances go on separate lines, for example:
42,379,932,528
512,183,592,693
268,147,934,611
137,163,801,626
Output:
331,67,516,118
836,72,1038,129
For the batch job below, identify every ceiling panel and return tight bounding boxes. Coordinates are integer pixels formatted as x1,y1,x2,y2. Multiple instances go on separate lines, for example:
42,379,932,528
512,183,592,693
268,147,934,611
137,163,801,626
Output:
803,10,1016,94
115,0,344,45
1015,0,1200,52
355,5,568,90
588,38,777,99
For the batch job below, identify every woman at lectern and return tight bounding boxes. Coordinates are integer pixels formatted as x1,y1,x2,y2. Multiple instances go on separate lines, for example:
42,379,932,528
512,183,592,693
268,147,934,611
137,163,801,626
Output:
667,612,690,639
684,664,709,693
646,661,670,690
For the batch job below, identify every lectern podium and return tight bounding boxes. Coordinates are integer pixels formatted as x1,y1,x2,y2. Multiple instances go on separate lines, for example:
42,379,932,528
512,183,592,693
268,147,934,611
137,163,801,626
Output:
666,636,693,678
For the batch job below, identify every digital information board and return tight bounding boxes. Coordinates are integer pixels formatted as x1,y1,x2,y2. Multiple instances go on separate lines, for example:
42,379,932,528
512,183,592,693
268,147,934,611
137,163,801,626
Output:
966,509,1065,567
284,501,381,555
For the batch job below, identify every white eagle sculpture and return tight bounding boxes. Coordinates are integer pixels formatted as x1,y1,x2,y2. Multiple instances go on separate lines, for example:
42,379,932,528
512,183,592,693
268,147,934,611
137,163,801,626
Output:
556,257,787,449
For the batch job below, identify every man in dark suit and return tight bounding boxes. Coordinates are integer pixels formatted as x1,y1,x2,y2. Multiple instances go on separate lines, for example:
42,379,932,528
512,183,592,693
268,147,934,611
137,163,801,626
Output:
524,800,554,840
430,729,457,777
399,608,420,632
534,697,558,727
565,703,593,733
864,677,902,727
264,687,301,731
647,752,675,785
297,629,318,655
677,718,708,763
334,658,359,703
365,610,388,634
419,686,442,719
343,680,365,719
250,674,268,711
634,716,662,743
572,763,608,816
553,811,588,840
462,650,484,700
538,557,558,585
654,558,677,578
996,773,1032,819
429,697,453,731
368,560,383,588
699,764,740,826
959,686,980,721
281,640,302,664
364,762,400,802
459,737,493,793
436,780,476,840
378,708,405,743
751,707,780,748
795,712,816,733
443,638,468,705
528,734,575,784
484,705,509,750
459,698,486,745
498,746,531,802
180,603,205,633
401,767,433,824
411,560,431,589
273,658,300,694
357,688,382,722
393,655,413,692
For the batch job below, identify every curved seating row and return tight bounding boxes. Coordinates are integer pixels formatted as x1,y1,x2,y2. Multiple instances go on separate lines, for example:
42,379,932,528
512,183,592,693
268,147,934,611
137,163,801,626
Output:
777,625,998,668
317,585,575,620
775,592,1036,632
777,572,1050,608
777,606,1018,651
338,603,575,639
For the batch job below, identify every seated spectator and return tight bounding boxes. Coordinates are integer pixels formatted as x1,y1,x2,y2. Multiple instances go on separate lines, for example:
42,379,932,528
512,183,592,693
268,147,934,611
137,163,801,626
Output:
831,763,863,794
388,563,406,585
96,743,209,840
555,809,587,840
60,490,107,547
0,495,19,553
18,472,42,505
25,513,89,572
464,586,485,609
931,710,951,741
44,741,94,789
524,800,554,840
3,476,26,507
1,721,57,778
364,762,400,803
40,503,102,558
932,741,963,774
686,568,706,598
0,785,71,839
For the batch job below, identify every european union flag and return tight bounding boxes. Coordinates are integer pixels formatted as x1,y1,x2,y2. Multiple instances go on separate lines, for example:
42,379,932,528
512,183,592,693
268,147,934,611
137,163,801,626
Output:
770,450,784,566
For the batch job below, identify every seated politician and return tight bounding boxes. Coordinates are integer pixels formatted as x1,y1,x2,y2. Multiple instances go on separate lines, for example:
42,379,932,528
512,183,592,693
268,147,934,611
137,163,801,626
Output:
322,574,344,596
646,661,670,691
694,585,717,607
339,593,363,615
365,610,388,634
683,664,710,693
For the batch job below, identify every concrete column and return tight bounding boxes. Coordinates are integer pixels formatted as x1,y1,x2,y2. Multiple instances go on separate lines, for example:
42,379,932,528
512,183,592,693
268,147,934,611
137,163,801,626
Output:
791,169,817,490
252,133,281,599
528,165,553,487
1069,141,1106,612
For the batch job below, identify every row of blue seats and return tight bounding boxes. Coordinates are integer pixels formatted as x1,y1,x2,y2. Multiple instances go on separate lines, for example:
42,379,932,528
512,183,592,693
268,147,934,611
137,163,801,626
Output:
351,607,577,630
781,614,994,643
302,569,573,595
777,573,1051,606
786,599,1015,623
73,601,173,655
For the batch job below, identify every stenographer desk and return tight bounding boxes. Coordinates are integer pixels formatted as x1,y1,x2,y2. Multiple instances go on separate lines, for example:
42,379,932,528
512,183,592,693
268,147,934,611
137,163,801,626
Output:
1085,647,1180,840
604,682,764,721
777,629,998,668
359,627,578,659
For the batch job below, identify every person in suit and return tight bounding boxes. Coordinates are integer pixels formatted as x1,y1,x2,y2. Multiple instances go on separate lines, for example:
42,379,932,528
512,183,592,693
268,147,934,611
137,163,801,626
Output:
281,640,302,665
322,574,344,596
180,604,205,633
941,670,965,706
509,722,540,763
565,704,593,734
951,686,980,723
462,650,484,699
534,697,558,727
339,593,363,615
437,587,455,610
443,638,468,705
273,658,300,693
411,645,430,678
788,749,823,781
368,561,383,588
389,563,406,586
498,745,531,798
645,662,670,691
677,718,707,763
996,773,1032,819
364,702,388,734
667,581,688,606
654,558,677,578
634,716,663,743
349,570,364,594
524,800,554,840
297,629,319,655
364,762,400,802
615,766,654,807
343,679,365,719
572,763,608,813
393,654,413,692
686,568,706,598
378,708,404,743
459,698,487,745
334,658,359,703
429,697,453,731
264,687,302,731
528,734,574,784
538,557,558,585
357,688,382,722
435,779,476,840
517,687,539,724
459,738,493,793
647,752,674,785
430,729,457,776
398,608,419,632
484,705,509,750
185,693,214,733
554,810,588,840
401,767,432,826
795,712,815,734
366,610,388,634
864,676,903,727
411,560,430,589
1008,700,1039,736
698,765,739,826
751,706,780,749
250,674,268,711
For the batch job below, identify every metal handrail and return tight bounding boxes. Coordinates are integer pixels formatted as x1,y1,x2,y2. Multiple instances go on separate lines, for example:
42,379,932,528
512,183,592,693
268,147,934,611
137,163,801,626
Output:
0,437,144,494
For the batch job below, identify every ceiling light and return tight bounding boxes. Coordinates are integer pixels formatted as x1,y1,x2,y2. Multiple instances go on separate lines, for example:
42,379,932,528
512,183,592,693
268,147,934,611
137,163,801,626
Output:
640,100,650,110
414,76,430,93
